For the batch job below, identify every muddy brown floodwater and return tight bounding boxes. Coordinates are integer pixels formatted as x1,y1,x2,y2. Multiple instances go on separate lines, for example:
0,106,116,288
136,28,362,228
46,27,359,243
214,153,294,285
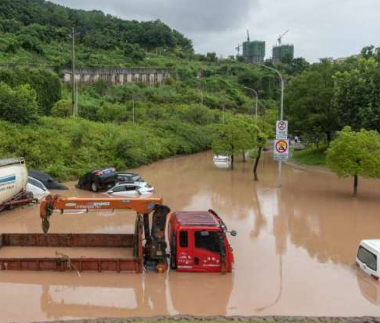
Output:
1,151,380,323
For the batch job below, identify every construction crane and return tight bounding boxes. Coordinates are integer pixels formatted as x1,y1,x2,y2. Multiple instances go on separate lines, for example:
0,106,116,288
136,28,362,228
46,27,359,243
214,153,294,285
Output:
235,43,243,56
277,30,289,46
246,29,250,42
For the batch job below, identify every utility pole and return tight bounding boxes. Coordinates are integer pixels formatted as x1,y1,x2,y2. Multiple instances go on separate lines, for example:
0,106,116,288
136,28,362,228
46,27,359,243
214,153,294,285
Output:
70,27,76,117
261,64,285,188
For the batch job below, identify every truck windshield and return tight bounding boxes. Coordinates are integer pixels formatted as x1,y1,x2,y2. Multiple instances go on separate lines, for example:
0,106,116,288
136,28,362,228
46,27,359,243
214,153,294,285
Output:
194,231,221,253
358,246,377,271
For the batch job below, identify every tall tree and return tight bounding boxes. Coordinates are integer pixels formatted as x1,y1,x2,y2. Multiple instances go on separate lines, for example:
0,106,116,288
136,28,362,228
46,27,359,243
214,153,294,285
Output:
333,58,380,132
326,126,380,196
286,60,337,143
211,116,258,169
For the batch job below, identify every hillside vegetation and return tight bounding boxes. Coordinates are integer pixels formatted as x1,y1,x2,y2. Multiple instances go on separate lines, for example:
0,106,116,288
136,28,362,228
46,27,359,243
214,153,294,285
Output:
0,0,350,180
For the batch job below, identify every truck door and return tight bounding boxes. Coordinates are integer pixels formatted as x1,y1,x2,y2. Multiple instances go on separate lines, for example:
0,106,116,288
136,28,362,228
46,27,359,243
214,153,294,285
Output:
176,230,194,271
193,230,223,272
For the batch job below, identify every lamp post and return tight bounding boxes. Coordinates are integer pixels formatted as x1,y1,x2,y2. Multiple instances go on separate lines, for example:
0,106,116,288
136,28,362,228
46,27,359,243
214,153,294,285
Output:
243,86,259,121
261,64,285,188
132,99,135,123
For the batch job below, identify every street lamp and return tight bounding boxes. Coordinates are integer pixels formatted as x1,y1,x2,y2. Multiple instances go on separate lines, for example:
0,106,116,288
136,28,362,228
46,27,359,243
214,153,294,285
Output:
199,90,204,106
261,64,285,188
243,86,259,121
132,99,135,123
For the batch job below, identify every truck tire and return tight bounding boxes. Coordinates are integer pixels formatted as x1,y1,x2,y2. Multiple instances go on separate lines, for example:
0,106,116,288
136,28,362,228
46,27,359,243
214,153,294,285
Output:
91,182,98,192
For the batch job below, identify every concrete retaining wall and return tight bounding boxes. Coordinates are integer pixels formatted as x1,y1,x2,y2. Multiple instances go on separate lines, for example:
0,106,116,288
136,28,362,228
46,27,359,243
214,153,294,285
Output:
63,68,171,86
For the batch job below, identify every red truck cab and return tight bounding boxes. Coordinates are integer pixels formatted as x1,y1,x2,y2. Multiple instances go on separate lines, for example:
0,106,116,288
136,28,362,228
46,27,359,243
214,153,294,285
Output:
168,210,236,273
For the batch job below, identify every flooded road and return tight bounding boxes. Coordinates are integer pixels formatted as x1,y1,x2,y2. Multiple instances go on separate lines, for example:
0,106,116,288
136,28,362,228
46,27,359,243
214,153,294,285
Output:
1,151,380,322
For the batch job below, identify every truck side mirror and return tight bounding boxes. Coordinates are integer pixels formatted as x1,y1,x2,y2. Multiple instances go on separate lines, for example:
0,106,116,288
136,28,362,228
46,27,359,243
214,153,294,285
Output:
230,230,237,237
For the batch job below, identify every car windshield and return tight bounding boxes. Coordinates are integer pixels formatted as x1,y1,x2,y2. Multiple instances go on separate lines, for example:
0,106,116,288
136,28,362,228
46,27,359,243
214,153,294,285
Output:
358,246,377,271
28,177,46,191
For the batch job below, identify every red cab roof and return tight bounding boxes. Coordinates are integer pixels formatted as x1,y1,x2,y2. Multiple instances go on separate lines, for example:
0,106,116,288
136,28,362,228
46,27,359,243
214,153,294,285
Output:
173,211,220,227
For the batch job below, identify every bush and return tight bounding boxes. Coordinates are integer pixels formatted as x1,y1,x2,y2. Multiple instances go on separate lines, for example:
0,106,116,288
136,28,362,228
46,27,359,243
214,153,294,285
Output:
51,99,71,117
0,82,38,124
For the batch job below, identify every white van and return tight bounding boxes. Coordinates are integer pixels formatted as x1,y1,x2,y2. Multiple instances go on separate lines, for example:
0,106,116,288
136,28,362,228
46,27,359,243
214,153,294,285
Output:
357,240,380,281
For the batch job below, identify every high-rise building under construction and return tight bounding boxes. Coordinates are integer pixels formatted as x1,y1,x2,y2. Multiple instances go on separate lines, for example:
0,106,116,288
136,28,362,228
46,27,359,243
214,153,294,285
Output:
243,40,266,64
272,44,294,63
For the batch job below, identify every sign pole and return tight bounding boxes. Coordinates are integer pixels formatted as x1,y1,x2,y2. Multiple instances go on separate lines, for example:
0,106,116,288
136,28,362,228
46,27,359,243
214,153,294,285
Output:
278,77,285,188
261,65,286,189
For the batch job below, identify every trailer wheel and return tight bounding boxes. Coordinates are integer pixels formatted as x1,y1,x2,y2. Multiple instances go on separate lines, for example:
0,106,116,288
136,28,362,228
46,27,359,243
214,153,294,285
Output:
91,182,98,192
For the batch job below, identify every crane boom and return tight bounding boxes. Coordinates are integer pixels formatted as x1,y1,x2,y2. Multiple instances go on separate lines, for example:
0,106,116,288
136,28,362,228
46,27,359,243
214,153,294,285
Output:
278,30,289,45
40,195,162,219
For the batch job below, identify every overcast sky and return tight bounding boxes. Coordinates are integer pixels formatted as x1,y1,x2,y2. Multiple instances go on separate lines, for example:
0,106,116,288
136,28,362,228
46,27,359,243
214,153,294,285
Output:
50,0,380,62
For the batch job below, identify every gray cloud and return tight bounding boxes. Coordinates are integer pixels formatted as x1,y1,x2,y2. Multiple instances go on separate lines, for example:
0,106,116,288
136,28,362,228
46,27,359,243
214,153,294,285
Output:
51,0,256,33
50,0,380,62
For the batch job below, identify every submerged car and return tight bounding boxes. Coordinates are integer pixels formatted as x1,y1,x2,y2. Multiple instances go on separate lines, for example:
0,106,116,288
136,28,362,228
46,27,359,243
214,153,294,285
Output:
77,168,117,192
26,176,50,201
357,240,380,281
116,172,144,184
29,170,68,190
213,155,231,169
107,182,154,196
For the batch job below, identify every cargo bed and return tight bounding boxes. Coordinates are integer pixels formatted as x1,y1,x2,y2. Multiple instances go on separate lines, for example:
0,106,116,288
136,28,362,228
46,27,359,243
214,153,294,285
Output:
0,233,143,273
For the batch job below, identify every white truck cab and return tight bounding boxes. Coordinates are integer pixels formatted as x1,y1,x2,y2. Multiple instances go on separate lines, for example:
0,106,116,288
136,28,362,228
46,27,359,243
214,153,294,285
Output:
357,240,380,281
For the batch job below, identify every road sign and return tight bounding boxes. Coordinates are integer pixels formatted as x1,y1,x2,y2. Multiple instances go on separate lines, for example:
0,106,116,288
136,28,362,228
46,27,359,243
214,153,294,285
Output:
276,120,288,140
274,139,289,161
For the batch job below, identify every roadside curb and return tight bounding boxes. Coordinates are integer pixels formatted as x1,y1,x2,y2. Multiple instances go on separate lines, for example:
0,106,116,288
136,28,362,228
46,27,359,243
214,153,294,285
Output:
30,315,380,323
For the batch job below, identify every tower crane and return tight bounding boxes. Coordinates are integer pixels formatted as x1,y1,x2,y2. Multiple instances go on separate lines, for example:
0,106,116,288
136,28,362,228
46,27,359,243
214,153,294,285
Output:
246,29,250,42
277,30,289,46
235,43,243,56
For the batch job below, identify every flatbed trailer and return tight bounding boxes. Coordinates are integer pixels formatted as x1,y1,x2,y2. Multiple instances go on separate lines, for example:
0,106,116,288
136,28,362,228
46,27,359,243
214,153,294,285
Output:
0,195,236,274
0,231,143,273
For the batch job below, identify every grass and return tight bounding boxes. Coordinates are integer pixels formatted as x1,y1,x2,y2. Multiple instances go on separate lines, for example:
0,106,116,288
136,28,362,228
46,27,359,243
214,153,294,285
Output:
292,146,327,166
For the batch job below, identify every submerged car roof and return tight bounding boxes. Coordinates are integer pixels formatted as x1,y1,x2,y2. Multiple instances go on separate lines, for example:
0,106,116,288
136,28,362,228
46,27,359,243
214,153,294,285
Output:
173,211,220,227
361,240,380,252
29,170,68,190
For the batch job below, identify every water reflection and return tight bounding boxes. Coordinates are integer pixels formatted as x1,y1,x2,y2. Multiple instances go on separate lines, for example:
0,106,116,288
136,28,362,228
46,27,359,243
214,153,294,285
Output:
0,271,233,321
1,152,380,321
356,269,380,306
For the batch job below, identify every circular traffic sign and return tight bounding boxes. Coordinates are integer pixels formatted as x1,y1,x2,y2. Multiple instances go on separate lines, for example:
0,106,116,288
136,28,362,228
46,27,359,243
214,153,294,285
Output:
278,121,287,131
275,140,288,154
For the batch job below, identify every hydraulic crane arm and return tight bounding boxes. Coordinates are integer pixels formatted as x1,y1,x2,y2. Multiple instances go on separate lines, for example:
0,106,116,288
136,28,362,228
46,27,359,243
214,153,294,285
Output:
39,194,171,271
40,194,167,234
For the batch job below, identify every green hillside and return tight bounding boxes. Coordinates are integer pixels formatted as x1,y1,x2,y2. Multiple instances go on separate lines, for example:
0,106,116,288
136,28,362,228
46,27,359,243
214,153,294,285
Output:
0,0,298,179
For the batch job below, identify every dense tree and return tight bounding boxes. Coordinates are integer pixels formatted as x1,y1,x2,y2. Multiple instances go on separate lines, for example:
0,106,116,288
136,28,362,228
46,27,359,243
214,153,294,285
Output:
333,58,380,132
326,127,380,196
286,60,337,143
211,116,258,169
0,82,38,124
124,42,146,62
0,69,61,115
0,0,193,53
